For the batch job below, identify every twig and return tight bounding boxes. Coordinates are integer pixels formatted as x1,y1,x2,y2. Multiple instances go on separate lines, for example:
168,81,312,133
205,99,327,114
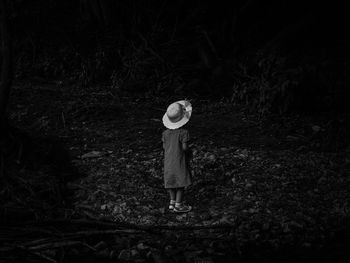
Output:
27,240,84,251
61,112,65,129
0,226,60,237
201,29,218,59
62,229,146,238
137,32,166,64
21,237,58,247
152,223,241,231
2,245,58,263
32,251,57,263
34,218,241,232
14,229,146,252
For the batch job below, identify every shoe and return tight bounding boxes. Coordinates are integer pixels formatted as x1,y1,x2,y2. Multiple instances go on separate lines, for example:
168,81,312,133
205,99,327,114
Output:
173,204,192,213
169,201,175,211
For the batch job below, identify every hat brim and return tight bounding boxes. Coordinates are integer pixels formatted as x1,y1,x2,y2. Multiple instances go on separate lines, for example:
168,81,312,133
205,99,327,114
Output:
162,100,192,129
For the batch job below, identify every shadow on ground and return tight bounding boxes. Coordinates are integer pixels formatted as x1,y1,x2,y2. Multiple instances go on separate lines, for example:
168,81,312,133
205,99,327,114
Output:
0,122,83,223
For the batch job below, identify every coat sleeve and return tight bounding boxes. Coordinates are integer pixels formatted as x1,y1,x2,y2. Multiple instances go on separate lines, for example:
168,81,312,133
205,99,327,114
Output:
180,129,190,143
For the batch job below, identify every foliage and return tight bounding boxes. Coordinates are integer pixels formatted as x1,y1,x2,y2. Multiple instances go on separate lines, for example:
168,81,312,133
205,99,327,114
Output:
231,52,302,115
8,0,350,114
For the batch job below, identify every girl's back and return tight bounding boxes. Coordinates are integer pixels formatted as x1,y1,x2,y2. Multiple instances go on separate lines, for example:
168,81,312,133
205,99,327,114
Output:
162,128,191,189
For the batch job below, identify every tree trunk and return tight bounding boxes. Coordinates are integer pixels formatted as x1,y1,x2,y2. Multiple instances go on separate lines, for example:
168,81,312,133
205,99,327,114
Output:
0,0,12,126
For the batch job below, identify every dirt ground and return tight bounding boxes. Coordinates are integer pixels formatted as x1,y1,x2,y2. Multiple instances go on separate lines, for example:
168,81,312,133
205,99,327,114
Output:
3,82,350,262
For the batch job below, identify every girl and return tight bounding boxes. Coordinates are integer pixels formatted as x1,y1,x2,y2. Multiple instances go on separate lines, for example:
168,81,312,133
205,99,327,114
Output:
162,100,192,213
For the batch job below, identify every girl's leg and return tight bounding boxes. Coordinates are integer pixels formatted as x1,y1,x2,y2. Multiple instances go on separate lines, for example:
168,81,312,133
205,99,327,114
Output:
168,188,176,210
174,188,191,213
175,188,184,203
168,188,176,201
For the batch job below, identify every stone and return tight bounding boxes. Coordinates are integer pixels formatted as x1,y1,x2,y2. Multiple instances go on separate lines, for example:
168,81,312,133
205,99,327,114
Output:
81,151,105,159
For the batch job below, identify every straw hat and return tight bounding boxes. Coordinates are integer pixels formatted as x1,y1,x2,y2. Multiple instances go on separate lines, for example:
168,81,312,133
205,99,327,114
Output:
162,100,192,129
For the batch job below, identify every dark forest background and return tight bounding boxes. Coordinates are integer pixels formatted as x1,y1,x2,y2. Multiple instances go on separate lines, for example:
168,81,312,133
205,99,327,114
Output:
7,0,350,114
1,1,350,262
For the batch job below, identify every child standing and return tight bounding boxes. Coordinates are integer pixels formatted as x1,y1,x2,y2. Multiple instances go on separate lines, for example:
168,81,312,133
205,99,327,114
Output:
162,100,193,213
